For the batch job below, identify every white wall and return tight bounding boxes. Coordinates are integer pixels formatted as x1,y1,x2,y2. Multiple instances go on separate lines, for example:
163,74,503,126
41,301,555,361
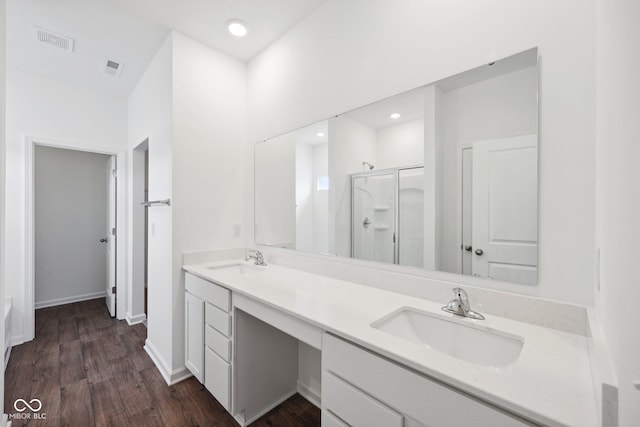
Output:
5,68,128,343
595,0,640,424
128,32,247,381
376,119,424,170
255,132,295,247
424,85,442,271
248,0,596,305
329,115,376,257
34,146,110,307
295,144,313,251
127,34,174,376
172,32,247,374
295,141,330,253
312,143,329,253
298,341,321,404
398,168,424,268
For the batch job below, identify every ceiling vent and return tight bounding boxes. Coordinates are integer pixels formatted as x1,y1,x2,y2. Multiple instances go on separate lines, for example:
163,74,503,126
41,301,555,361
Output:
104,59,124,78
33,26,74,52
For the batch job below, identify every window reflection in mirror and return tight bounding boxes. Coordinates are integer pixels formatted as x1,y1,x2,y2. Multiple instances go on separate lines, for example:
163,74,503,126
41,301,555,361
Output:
254,48,538,286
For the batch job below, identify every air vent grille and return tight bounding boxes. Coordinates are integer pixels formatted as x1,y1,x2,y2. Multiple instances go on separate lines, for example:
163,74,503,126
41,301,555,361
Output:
104,59,124,77
34,26,74,52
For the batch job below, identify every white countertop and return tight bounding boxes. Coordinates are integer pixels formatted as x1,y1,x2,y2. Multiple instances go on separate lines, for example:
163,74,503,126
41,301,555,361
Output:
184,260,598,427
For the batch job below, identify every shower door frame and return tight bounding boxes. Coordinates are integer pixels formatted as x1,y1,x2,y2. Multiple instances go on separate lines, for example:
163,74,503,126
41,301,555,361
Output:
350,164,423,265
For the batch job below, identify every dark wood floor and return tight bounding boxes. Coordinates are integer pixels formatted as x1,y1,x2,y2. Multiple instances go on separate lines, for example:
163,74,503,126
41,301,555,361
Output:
5,298,320,426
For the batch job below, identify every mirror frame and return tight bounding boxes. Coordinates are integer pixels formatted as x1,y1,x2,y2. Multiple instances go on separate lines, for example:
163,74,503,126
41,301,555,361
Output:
253,47,540,291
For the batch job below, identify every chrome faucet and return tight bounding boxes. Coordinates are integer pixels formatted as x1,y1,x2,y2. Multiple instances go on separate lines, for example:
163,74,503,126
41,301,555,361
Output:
442,287,485,320
246,250,267,266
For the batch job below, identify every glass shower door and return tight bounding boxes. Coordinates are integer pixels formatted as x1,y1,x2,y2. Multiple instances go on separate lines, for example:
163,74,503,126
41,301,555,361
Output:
398,167,425,268
351,172,396,264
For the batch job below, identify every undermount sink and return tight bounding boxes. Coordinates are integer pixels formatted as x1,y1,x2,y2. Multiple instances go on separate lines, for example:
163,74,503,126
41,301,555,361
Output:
206,262,265,276
371,307,524,368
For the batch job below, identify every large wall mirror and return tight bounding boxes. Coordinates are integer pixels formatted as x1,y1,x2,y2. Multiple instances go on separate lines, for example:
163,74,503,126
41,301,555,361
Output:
255,48,539,286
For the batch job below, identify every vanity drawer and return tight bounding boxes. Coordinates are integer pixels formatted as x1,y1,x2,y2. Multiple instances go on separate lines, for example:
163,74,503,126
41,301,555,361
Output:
205,346,231,411
185,273,231,312
205,302,232,337
323,333,531,426
322,410,349,427
205,323,231,361
323,372,402,427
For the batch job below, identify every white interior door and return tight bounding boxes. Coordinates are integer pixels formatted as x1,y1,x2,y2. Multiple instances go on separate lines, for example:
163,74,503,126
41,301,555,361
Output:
472,135,538,285
105,156,117,316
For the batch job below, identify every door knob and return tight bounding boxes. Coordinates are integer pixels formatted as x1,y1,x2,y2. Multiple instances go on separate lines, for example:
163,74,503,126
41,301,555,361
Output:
100,238,108,243
475,248,484,256
464,245,472,252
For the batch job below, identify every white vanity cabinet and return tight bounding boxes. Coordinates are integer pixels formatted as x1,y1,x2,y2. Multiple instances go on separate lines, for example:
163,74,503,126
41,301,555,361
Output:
322,333,536,427
185,272,233,411
184,290,204,382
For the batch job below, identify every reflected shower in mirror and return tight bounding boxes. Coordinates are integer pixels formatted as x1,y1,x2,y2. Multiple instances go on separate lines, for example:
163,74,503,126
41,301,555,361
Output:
254,48,538,286
351,166,425,267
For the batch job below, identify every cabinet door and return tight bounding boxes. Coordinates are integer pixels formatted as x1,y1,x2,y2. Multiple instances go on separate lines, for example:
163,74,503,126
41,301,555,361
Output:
185,291,204,383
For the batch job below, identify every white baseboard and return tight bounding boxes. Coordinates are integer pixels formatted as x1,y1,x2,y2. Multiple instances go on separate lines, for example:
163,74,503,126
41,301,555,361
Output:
126,312,147,325
4,346,11,371
144,339,172,384
169,367,192,385
35,291,106,309
10,335,25,347
297,380,321,408
144,339,193,386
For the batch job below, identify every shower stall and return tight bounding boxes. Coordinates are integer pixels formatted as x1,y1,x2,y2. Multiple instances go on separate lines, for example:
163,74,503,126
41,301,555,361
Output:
351,166,425,268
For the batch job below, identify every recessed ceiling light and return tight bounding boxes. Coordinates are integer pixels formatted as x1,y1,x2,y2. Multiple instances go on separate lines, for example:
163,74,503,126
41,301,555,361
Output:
390,113,401,119
226,19,248,37
317,132,325,137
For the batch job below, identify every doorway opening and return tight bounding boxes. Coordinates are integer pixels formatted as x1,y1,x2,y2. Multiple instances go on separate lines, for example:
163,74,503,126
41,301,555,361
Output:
23,138,125,343
131,139,149,325
33,145,116,315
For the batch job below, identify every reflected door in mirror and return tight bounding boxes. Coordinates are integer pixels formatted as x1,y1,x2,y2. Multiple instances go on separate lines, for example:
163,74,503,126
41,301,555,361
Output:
471,135,538,284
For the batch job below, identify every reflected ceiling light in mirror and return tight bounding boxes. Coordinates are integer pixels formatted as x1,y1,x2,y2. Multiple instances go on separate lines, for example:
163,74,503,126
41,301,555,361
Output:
226,19,248,37
317,132,325,137
390,112,401,119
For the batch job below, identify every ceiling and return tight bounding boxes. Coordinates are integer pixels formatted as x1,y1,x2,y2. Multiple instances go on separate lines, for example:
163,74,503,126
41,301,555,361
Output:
295,120,328,147
346,86,427,130
7,0,327,98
